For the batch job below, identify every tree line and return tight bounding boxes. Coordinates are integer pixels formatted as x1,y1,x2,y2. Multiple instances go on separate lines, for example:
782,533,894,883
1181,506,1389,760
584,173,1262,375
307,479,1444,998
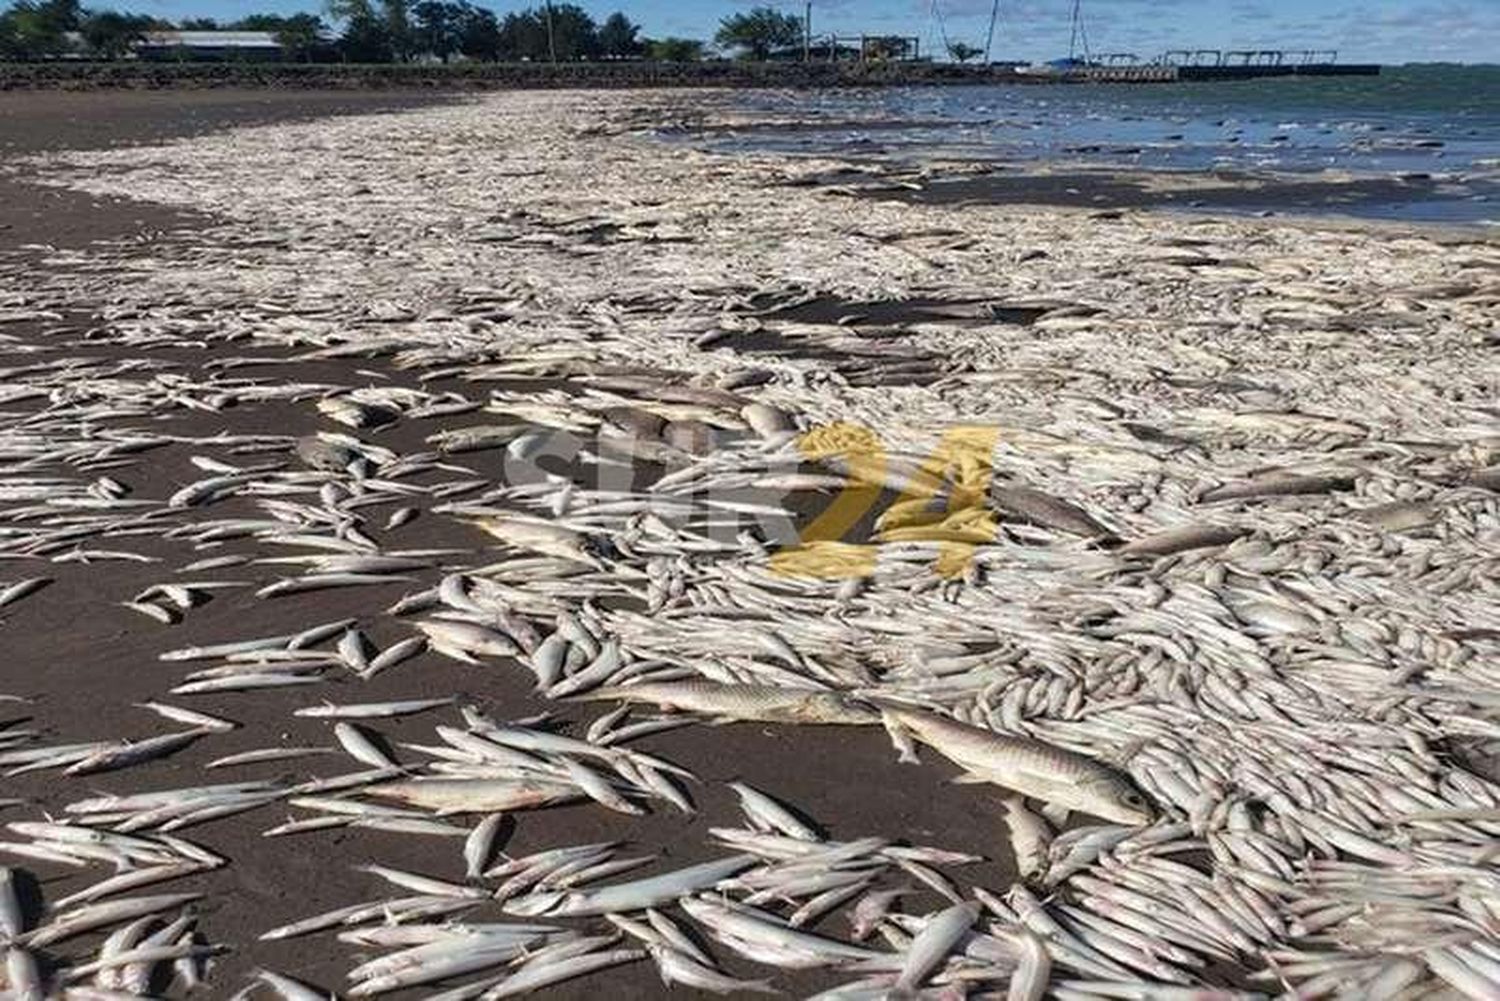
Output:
0,0,734,62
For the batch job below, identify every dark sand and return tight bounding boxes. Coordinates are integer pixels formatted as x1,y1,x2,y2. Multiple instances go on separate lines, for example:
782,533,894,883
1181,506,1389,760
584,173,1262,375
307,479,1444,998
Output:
0,89,1022,998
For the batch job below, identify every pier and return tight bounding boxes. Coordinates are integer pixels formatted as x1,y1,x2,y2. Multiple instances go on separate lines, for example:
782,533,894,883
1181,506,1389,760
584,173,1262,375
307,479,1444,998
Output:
1023,50,1380,83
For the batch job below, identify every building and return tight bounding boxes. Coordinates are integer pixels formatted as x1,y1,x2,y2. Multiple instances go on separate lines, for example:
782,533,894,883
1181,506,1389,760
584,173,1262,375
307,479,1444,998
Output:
135,31,283,61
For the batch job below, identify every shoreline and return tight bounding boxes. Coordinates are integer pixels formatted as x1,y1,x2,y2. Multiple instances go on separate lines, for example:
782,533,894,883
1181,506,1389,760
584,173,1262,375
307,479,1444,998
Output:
0,60,1383,92
2,87,1498,998
3,60,1028,92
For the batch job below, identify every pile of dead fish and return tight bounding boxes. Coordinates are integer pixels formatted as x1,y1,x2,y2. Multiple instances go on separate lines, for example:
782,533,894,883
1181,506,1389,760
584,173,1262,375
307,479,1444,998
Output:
0,88,1497,997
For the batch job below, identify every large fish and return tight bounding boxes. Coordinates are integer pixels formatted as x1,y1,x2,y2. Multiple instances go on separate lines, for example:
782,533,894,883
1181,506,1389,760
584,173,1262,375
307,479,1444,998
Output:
880,705,1153,825
571,681,879,725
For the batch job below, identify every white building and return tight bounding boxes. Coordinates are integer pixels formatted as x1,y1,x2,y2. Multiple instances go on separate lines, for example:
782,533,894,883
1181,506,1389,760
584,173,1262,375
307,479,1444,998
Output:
135,31,283,60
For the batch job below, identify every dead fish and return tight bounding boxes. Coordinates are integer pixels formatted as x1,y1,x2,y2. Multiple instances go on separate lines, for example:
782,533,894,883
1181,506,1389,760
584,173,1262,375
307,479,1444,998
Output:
295,436,356,472
1199,472,1355,503
365,778,583,813
1119,523,1247,557
471,514,603,564
426,424,532,453
64,730,209,776
741,402,796,439
415,620,519,660
505,855,756,917
880,705,1153,825
317,396,398,429
991,486,1113,538
571,682,879,725
1356,500,1435,531
24,893,204,948
295,698,454,720
0,578,51,610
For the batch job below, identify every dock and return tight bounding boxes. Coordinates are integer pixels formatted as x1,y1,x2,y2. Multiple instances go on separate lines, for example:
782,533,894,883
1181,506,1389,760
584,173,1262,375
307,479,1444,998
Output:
1025,49,1381,84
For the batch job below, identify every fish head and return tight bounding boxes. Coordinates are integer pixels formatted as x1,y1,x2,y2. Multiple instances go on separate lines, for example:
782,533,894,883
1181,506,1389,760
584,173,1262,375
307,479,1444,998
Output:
1082,774,1155,826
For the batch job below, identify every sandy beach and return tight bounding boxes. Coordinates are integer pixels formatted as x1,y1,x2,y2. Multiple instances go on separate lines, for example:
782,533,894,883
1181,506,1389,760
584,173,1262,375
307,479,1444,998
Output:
1,87,1498,998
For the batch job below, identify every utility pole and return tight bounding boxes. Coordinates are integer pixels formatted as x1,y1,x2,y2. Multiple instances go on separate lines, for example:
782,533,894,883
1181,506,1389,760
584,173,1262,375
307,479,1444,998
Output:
545,0,557,64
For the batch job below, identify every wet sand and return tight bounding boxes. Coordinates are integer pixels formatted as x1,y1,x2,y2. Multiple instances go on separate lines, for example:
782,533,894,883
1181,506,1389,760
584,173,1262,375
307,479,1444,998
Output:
0,88,1019,998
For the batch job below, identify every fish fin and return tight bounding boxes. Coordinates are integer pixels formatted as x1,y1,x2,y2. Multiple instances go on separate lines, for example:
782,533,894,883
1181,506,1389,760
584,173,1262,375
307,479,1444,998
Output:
1039,802,1071,826
950,773,991,785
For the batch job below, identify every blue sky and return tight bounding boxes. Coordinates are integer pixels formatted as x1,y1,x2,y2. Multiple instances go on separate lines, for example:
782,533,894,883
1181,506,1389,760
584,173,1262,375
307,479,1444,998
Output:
141,0,1500,63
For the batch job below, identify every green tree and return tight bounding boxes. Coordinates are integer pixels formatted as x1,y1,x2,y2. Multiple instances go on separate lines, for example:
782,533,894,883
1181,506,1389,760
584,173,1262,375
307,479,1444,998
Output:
947,41,981,63
178,16,217,28
411,0,458,60
546,3,596,60
327,0,391,60
274,12,325,59
496,8,544,59
0,0,81,57
497,5,595,61
231,13,285,28
596,10,638,58
714,6,802,60
0,12,19,56
455,3,497,59
646,36,702,61
80,9,151,58
381,0,411,59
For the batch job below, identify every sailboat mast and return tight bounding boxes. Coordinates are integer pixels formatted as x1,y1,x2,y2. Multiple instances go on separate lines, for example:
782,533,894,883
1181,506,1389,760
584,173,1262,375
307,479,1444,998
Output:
983,0,1000,63
1068,0,1082,60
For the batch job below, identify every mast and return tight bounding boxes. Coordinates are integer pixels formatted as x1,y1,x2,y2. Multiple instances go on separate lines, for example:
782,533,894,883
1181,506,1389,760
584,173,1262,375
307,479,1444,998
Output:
982,0,1000,63
1067,0,1091,63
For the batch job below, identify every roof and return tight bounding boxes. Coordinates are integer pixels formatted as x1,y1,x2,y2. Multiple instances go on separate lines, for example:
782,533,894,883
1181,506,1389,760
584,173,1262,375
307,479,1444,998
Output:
139,31,281,48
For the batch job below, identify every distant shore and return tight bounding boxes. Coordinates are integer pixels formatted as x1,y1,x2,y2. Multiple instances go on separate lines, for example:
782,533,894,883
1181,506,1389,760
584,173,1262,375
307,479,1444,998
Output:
0,59,1036,90
0,58,1386,91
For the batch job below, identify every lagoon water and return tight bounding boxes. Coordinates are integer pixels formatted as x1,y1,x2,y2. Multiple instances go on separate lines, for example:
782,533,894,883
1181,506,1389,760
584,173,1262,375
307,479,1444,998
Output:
699,64,1500,223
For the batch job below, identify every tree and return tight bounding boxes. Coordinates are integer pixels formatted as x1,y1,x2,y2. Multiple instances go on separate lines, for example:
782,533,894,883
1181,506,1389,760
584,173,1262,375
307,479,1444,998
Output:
178,16,217,28
0,12,19,56
327,0,391,60
497,5,596,61
646,36,702,61
274,13,324,59
0,0,81,57
496,8,544,59
455,3,497,59
412,0,458,60
596,10,638,59
380,0,411,59
714,6,802,60
80,9,151,58
947,41,982,63
546,3,597,60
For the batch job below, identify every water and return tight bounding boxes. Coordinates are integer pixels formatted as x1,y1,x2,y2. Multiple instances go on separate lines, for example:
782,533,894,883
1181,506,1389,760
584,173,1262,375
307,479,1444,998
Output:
689,65,1500,224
